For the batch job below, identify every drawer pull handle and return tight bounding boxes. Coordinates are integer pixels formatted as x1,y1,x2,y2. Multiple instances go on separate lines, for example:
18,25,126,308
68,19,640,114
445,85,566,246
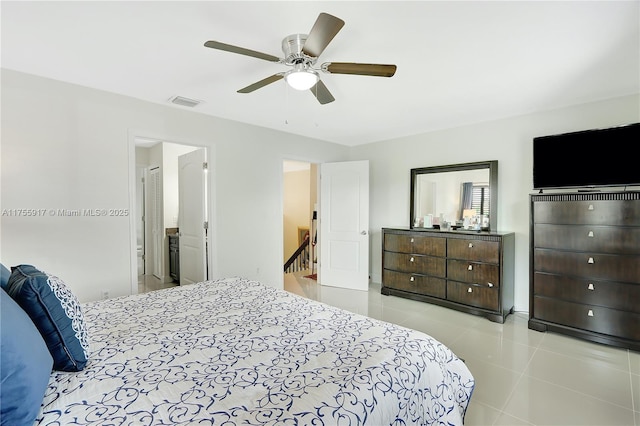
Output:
410,257,414,262
410,238,414,243
587,309,594,317
467,287,473,293
588,257,594,264
468,265,473,271
588,231,594,237
410,276,415,282
588,283,595,290
487,282,494,288
588,204,594,211
468,243,473,248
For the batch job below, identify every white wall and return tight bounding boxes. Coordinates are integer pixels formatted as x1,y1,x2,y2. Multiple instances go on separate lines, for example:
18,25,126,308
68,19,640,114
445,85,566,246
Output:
2,69,638,311
0,70,348,302
350,93,640,312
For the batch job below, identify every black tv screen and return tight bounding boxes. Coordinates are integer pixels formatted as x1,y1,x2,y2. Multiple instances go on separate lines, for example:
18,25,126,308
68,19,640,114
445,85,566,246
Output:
533,122,640,190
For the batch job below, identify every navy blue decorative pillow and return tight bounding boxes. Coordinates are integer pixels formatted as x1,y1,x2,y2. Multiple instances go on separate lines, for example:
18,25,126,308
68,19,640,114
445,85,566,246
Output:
1,288,53,424
0,262,10,289
5,265,90,372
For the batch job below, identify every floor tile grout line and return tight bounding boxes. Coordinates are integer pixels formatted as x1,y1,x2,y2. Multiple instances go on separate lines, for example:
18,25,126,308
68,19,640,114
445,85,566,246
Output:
628,351,638,426
533,344,633,375
521,368,637,414
492,344,540,425
532,335,636,413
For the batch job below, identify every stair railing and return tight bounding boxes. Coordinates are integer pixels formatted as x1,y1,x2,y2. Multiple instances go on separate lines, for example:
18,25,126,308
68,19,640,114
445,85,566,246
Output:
284,236,310,273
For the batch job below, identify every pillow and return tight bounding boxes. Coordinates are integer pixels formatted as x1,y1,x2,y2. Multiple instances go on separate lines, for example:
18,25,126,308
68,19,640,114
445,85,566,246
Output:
1,288,53,425
5,265,89,372
0,263,10,289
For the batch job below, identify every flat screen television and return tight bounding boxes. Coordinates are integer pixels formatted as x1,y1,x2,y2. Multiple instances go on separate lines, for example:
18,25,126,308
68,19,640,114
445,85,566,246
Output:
533,122,640,191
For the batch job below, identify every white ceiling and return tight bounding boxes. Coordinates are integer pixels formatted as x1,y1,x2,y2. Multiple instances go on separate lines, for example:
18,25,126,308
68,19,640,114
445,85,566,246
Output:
2,1,638,146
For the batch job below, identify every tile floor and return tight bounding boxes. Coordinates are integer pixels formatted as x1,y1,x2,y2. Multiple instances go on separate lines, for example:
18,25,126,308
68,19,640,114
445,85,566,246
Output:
138,274,178,294
284,272,640,426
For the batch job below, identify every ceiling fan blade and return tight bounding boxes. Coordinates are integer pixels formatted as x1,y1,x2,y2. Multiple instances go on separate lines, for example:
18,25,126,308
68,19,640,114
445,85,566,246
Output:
309,80,335,105
323,62,397,77
238,74,284,93
302,13,345,58
204,40,281,63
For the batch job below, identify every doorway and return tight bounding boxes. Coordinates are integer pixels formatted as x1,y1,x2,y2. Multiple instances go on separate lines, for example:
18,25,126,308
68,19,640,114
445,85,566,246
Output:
132,137,210,294
282,159,370,295
283,160,317,278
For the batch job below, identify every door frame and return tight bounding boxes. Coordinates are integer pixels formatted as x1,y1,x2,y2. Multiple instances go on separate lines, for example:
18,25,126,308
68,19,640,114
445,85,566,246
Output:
148,166,163,279
127,130,215,295
135,165,147,276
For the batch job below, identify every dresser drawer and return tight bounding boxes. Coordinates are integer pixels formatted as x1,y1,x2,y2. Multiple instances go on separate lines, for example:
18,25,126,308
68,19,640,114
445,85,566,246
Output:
447,280,499,311
447,259,500,287
534,249,640,283
383,252,446,276
447,238,499,263
383,233,446,256
533,296,640,341
533,199,640,226
382,269,446,298
533,272,640,313
534,224,640,254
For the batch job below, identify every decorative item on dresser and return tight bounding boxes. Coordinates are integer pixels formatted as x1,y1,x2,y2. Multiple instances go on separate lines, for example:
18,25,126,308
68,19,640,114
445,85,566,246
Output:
529,191,640,351
381,227,515,323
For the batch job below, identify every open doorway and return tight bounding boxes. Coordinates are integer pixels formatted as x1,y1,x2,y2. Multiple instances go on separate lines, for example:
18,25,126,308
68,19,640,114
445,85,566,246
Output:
283,160,318,289
134,138,209,294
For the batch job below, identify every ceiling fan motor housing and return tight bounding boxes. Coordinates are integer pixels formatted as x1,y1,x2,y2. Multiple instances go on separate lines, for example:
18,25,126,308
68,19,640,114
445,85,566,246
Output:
282,34,317,67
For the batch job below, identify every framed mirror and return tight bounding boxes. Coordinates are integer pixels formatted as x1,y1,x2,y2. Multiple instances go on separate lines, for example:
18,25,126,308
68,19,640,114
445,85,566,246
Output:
410,160,498,231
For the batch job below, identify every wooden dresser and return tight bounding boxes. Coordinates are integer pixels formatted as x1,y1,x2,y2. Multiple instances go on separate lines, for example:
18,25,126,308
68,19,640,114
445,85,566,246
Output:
382,227,515,323
529,192,640,351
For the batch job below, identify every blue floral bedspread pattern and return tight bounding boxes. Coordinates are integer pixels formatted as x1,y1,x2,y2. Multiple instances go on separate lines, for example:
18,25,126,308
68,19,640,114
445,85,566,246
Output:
37,277,474,425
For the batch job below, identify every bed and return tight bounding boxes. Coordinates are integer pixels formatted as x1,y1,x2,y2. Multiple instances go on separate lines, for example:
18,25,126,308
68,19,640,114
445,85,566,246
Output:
6,273,474,425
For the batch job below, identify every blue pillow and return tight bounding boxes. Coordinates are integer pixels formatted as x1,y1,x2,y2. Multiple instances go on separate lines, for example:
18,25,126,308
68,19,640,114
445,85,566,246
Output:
0,263,10,289
5,265,89,372
1,288,53,425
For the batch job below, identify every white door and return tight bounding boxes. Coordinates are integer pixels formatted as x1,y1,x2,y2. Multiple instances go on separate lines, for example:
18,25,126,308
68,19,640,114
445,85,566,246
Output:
149,168,163,279
178,148,208,285
319,160,369,291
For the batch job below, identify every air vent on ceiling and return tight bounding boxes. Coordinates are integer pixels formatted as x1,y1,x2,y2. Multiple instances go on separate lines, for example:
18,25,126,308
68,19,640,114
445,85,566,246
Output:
169,95,202,108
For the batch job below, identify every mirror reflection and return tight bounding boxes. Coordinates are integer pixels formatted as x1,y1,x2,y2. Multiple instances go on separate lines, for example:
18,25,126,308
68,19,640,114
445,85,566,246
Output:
410,161,498,231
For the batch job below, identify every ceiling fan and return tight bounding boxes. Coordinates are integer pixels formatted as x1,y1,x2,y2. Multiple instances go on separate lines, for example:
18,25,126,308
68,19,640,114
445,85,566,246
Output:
204,12,397,105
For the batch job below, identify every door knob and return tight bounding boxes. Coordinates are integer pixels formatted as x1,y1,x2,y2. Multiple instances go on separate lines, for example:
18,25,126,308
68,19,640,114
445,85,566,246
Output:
360,230,367,235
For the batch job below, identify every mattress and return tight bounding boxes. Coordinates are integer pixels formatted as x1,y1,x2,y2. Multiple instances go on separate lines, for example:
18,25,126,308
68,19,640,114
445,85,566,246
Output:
37,277,474,425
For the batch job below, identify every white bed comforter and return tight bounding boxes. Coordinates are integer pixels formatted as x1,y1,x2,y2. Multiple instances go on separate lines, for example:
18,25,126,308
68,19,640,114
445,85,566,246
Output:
37,277,474,425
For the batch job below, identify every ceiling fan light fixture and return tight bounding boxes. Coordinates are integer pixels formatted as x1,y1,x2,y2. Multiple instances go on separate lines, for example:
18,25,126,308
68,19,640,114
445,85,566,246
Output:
285,68,318,91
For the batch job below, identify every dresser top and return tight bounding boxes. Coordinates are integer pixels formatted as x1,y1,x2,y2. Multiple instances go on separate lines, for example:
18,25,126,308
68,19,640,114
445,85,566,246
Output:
383,227,514,237
530,190,640,202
